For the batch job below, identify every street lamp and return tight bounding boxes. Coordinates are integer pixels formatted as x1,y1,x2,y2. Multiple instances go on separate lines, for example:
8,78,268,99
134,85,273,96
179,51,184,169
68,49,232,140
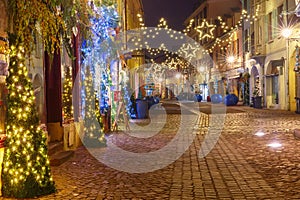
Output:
281,27,300,111
226,55,235,64
282,27,292,110
281,27,300,72
281,28,292,38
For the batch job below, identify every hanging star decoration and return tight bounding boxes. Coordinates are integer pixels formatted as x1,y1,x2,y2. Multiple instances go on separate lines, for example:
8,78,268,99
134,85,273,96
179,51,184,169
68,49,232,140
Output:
168,58,179,69
151,64,165,82
195,19,216,40
178,43,198,62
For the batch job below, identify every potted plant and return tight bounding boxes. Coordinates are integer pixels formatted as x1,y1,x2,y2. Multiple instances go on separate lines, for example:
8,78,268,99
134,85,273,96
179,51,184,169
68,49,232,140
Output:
252,86,262,109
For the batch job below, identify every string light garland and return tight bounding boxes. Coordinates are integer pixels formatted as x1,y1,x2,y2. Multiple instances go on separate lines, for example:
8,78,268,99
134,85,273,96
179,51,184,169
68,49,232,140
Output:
157,18,169,29
182,9,260,54
133,7,260,72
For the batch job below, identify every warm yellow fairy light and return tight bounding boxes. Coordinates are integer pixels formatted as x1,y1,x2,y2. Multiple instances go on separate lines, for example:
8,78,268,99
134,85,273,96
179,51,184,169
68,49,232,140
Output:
195,19,216,40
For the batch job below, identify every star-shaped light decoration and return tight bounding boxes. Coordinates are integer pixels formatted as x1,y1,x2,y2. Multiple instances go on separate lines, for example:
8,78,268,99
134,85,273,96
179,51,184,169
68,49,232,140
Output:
195,19,216,40
178,43,198,62
151,63,166,82
168,58,179,69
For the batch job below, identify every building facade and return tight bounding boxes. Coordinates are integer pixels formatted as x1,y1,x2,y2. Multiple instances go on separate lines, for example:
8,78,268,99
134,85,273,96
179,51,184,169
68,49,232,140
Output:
184,0,300,110
184,0,243,99
244,0,300,111
117,0,145,98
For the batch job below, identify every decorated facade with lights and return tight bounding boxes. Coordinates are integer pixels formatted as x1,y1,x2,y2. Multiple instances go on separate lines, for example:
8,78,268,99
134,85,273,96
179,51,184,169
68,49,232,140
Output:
181,0,300,111
183,0,244,99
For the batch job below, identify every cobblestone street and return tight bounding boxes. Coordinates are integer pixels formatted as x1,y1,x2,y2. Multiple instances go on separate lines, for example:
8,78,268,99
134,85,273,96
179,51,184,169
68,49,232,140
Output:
9,102,300,199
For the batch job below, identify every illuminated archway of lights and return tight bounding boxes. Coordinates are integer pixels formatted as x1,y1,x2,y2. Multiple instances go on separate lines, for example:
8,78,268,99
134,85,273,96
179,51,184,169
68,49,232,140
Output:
127,7,262,71
182,8,261,54
137,13,145,27
157,17,169,29
121,27,205,77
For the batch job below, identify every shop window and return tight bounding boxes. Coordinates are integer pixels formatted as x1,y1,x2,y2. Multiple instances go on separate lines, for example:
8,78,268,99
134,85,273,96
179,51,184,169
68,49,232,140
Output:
297,74,300,97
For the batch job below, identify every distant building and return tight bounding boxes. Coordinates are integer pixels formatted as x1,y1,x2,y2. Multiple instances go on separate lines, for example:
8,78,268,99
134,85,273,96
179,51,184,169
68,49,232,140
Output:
184,0,243,99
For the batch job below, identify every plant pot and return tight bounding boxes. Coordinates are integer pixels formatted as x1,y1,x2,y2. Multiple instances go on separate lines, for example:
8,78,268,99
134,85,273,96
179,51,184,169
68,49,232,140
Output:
252,96,262,109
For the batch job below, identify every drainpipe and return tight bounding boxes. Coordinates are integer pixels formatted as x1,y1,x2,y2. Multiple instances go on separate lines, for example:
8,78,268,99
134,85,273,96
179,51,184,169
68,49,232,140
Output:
285,39,290,110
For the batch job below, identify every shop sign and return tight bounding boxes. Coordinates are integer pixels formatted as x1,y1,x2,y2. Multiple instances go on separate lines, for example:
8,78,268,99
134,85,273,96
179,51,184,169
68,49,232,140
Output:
114,91,121,101
227,68,244,79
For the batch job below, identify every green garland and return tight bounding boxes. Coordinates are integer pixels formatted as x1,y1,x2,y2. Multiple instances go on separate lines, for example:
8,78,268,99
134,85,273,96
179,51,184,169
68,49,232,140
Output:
7,0,92,57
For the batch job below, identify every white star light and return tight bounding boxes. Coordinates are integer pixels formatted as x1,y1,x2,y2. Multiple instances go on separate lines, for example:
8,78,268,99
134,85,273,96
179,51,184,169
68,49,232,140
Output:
168,58,178,69
178,43,197,62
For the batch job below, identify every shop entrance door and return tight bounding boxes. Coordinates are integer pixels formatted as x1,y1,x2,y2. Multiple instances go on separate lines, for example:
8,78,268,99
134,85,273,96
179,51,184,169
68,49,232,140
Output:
271,75,279,104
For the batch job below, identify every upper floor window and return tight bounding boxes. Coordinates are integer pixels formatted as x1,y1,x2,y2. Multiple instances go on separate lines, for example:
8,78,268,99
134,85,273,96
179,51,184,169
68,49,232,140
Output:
277,4,284,28
268,12,273,41
243,0,248,10
203,7,207,18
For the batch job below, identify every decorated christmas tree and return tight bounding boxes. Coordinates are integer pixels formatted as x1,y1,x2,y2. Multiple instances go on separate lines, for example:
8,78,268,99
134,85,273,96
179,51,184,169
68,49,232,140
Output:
82,67,105,147
1,34,56,198
63,65,73,121
3,0,93,198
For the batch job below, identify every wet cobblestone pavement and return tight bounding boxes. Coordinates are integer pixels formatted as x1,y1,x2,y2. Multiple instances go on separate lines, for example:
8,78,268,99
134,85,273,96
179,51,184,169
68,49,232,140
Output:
3,103,300,199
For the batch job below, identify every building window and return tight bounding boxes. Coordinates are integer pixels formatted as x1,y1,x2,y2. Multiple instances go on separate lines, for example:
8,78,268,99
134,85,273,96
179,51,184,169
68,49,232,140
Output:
237,39,239,56
258,25,262,44
243,0,248,11
277,4,283,27
268,12,273,41
203,7,207,18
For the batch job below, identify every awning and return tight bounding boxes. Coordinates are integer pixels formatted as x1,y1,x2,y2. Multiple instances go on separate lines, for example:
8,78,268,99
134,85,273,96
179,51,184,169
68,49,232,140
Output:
265,58,284,76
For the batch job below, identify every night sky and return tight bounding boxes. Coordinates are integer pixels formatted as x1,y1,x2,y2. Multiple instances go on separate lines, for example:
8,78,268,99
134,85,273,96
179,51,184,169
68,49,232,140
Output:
141,0,197,31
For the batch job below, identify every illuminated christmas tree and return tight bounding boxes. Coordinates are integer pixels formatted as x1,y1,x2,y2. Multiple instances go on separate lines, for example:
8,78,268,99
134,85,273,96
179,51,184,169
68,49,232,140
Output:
82,67,105,147
1,35,55,198
3,0,93,197
63,65,73,120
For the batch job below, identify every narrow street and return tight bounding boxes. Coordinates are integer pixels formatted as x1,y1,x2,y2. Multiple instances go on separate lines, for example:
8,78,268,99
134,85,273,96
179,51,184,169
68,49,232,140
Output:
2,0,300,199
35,102,300,199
